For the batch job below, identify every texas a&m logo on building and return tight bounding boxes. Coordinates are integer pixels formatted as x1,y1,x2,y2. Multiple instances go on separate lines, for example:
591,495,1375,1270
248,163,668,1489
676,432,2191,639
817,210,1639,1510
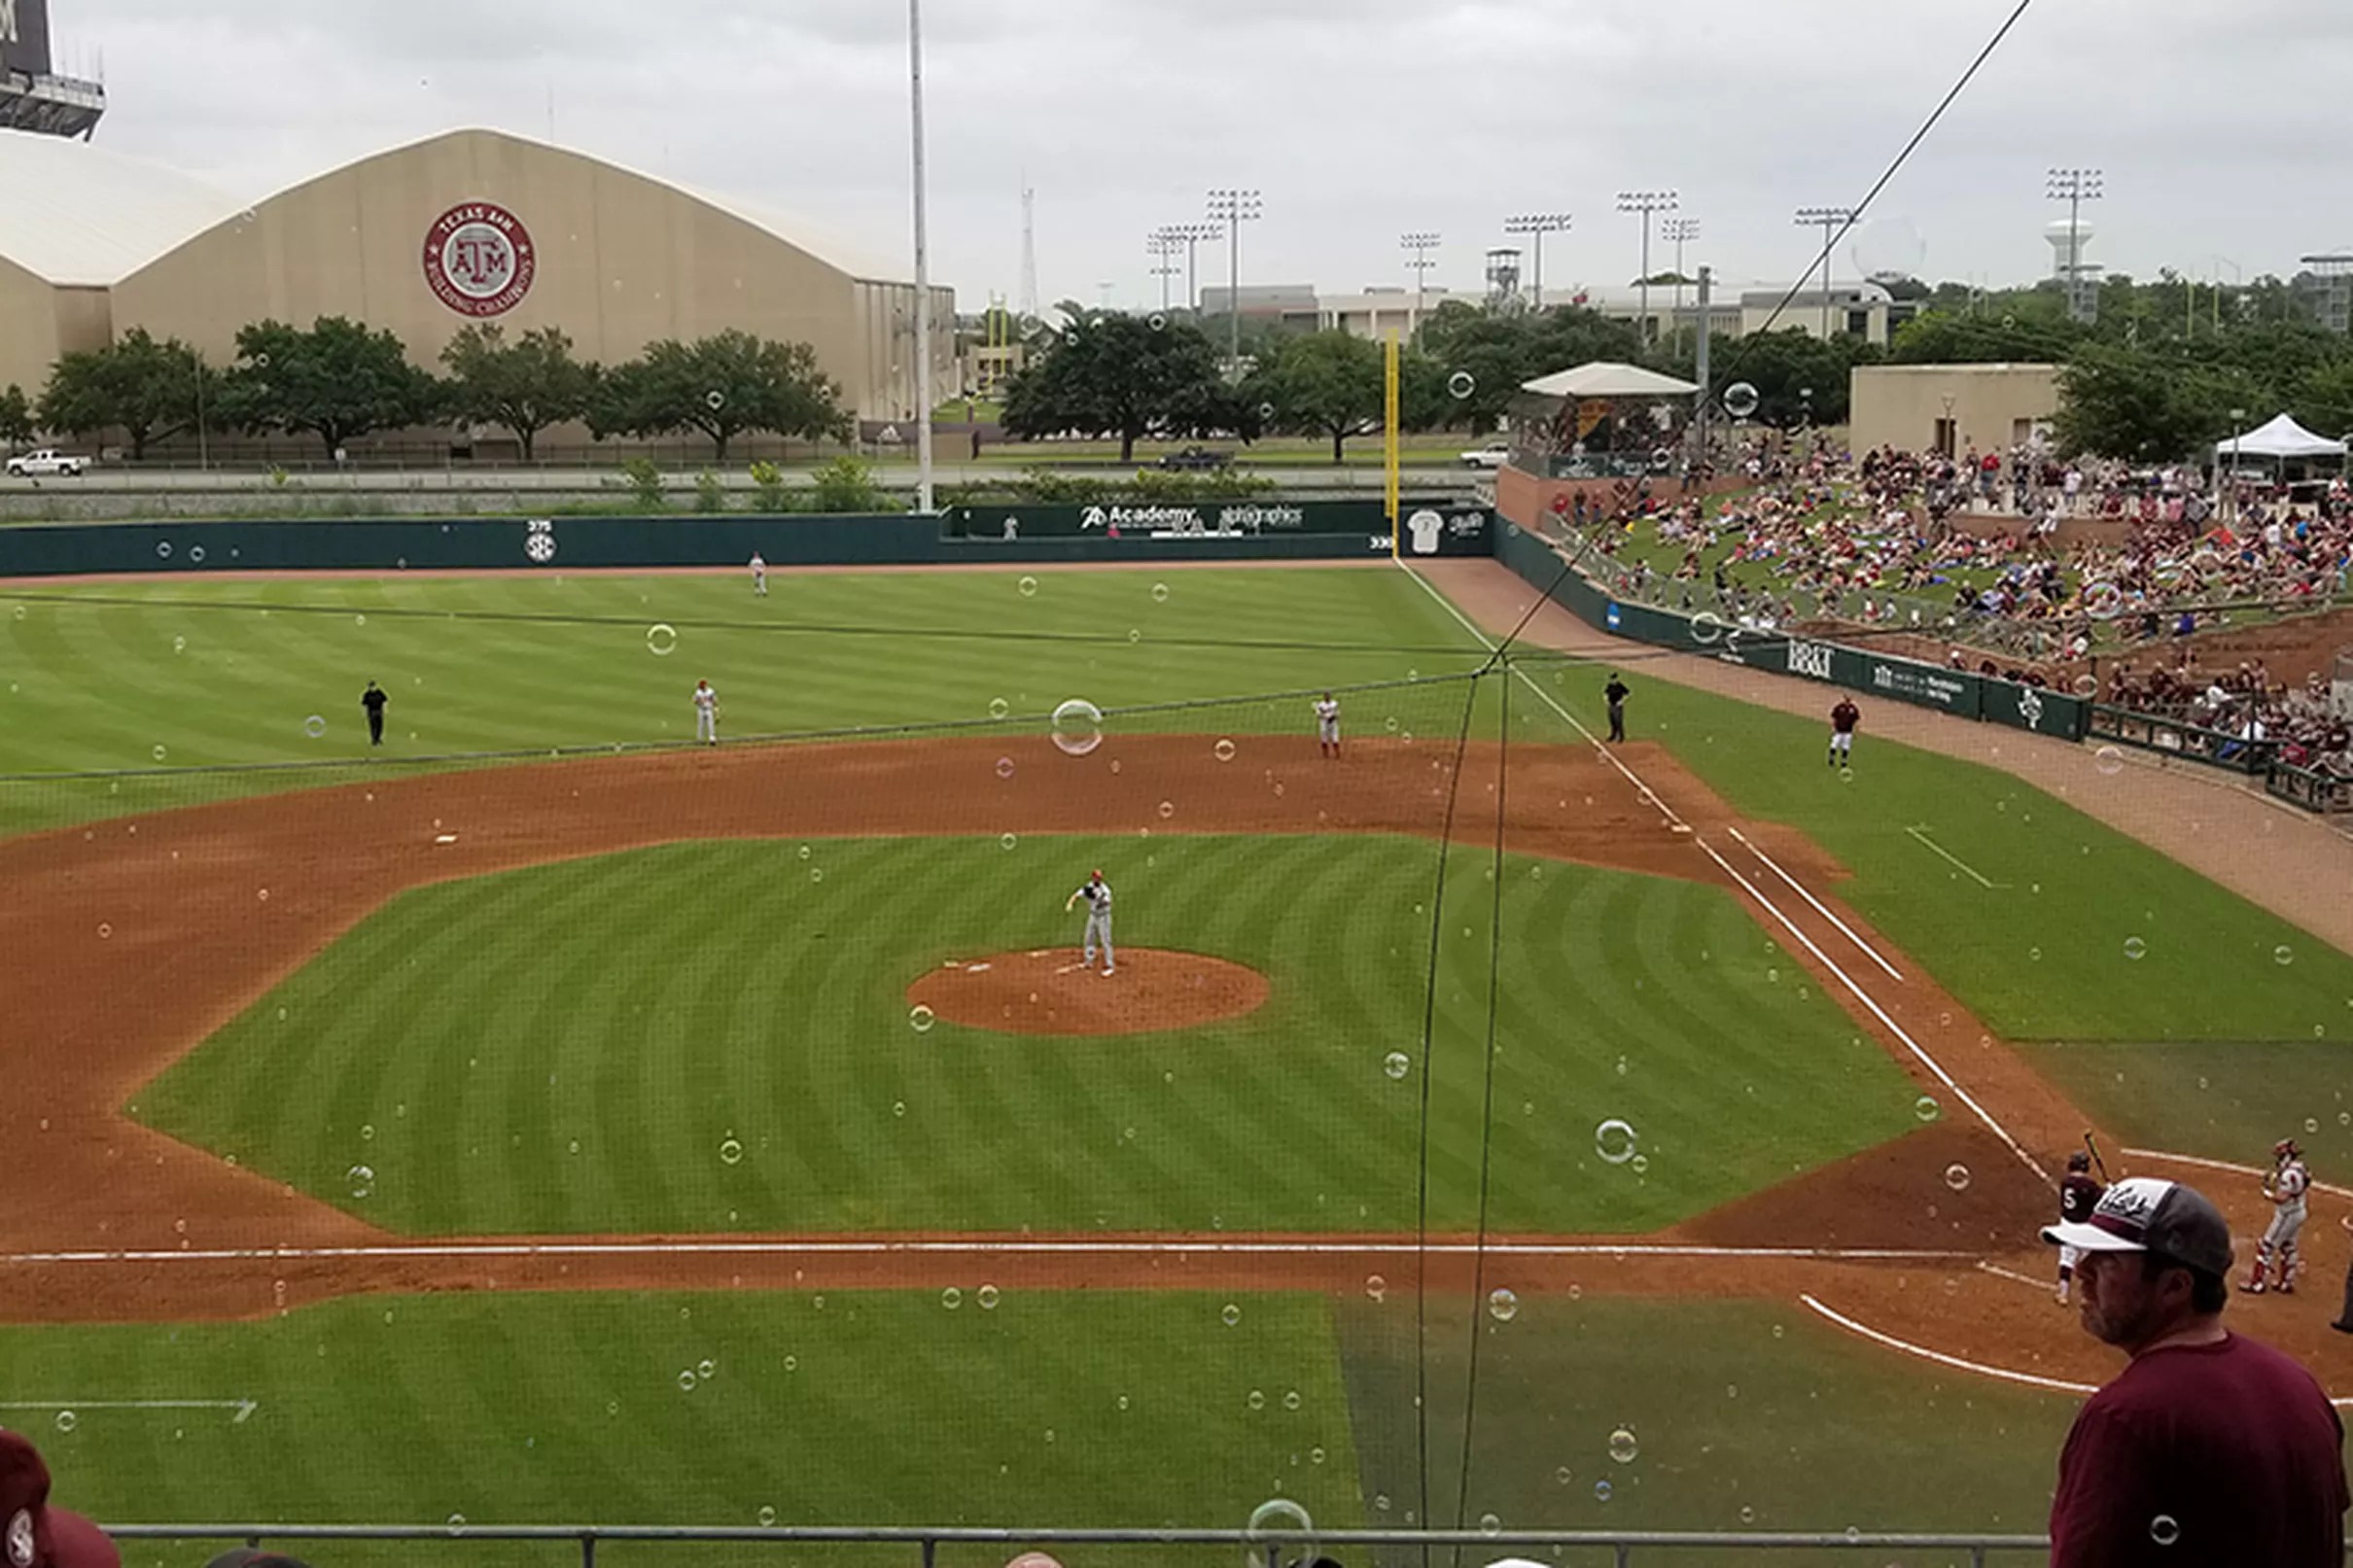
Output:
423,202,537,318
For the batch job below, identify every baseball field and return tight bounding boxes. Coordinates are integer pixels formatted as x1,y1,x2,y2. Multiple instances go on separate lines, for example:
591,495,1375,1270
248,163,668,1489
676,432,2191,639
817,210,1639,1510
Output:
1,555,2347,1568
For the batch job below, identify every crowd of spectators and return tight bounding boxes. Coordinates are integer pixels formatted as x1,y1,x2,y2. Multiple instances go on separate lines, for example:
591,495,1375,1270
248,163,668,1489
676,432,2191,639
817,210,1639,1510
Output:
1578,438,2353,686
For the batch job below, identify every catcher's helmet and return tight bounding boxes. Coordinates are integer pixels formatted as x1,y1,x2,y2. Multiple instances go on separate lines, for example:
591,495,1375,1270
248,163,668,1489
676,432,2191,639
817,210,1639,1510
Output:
2275,1137,2301,1161
2066,1151,2090,1172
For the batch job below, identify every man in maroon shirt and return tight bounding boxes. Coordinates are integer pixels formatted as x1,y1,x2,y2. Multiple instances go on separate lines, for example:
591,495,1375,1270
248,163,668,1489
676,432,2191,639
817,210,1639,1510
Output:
2042,1176,2347,1565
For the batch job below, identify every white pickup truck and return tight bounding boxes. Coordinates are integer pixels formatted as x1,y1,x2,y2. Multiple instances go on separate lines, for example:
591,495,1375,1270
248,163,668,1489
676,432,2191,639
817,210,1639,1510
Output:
1458,440,1512,470
4,449,88,477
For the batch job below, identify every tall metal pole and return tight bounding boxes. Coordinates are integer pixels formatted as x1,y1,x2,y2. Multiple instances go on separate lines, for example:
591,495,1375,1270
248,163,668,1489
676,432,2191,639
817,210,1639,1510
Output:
907,0,934,512
2045,169,2103,324
1663,218,1699,337
1504,214,1571,313
193,354,209,472
1400,231,1440,337
1793,207,1854,337
1206,191,1261,368
1692,265,1712,476
1616,192,1676,351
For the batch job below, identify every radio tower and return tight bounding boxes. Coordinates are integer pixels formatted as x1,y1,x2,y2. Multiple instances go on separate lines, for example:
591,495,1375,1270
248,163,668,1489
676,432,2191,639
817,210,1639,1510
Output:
1018,181,1040,323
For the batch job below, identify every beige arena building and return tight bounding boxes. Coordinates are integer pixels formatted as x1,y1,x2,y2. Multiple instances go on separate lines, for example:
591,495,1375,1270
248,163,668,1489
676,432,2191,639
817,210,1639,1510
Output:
0,125,953,457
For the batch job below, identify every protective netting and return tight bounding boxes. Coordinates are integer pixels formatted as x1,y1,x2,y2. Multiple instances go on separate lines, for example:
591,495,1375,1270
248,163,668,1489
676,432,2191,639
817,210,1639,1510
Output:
1,566,2342,1568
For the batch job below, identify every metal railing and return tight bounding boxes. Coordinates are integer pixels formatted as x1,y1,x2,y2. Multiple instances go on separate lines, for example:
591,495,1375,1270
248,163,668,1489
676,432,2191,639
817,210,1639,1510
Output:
2265,759,2353,814
2086,704,2274,776
96,1523,2066,1568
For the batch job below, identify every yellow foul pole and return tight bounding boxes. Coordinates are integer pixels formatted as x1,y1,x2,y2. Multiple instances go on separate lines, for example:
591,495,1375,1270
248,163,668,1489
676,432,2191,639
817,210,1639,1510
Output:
1385,332,1401,561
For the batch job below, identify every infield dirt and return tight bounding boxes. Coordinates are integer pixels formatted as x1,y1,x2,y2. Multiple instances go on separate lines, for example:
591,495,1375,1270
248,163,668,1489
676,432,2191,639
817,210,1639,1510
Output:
0,728,2342,1395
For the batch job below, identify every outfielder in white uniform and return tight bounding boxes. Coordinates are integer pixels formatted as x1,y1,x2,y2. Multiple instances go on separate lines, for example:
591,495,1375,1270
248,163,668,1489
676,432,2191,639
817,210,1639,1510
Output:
2244,1137,2311,1294
1315,693,1341,759
1066,870,1113,975
750,553,768,596
693,679,720,745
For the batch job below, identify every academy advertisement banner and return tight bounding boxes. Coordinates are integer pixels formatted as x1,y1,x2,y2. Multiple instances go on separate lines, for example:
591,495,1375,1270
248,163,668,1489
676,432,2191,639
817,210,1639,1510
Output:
947,501,1493,555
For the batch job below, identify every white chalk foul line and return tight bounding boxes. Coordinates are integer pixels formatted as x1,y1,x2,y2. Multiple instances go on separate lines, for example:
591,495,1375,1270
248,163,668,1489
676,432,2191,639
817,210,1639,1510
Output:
1399,563,2049,1189
0,1240,1977,1267
0,1399,256,1422
1726,826,1903,982
1976,1261,2057,1291
1800,1294,2096,1397
1903,824,2003,890
2121,1147,2353,1202
1811,1289,2353,1410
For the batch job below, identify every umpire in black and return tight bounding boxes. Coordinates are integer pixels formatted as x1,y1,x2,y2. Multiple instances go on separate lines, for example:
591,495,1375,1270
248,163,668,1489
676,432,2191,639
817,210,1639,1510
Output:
361,679,388,746
1604,674,1631,743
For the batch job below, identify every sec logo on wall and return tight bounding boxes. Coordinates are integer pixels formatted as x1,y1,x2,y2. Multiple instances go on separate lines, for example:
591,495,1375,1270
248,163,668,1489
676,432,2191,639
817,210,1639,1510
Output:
423,202,537,317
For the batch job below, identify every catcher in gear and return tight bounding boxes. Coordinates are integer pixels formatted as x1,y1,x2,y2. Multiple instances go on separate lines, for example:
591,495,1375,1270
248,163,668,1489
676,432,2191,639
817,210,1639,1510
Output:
2243,1137,2311,1294
2054,1150,2105,1305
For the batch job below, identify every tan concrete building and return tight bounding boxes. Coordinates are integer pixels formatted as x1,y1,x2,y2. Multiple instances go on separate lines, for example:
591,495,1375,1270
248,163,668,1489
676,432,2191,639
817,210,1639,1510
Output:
2,126,951,457
1849,362,2060,457
0,127,239,404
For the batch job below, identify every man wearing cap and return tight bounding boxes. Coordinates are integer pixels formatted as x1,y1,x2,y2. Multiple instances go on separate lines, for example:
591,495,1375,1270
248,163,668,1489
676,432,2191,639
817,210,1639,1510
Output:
2043,1176,2347,1565
1064,869,1113,976
0,1430,119,1568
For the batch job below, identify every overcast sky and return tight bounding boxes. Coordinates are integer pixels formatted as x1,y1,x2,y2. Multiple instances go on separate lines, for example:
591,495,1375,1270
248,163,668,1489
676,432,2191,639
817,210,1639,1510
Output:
57,0,2353,311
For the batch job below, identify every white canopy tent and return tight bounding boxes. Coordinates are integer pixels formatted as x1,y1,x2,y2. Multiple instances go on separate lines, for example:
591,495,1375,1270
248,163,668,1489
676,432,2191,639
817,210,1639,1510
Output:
2213,413,2346,460
1521,361,1702,400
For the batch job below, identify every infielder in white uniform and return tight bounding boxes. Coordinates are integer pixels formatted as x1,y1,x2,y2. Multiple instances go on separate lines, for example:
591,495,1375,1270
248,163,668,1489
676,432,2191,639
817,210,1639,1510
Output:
693,679,720,745
750,553,768,596
1315,692,1341,759
1065,869,1113,975
2244,1137,2311,1294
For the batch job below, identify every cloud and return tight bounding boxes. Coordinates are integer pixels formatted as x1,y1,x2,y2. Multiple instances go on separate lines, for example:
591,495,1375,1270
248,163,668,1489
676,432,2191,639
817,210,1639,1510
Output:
58,0,2353,310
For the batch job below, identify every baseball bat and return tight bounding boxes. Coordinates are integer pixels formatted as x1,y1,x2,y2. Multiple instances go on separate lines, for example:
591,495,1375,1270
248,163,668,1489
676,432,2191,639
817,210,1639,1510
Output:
2083,1132,2110,1184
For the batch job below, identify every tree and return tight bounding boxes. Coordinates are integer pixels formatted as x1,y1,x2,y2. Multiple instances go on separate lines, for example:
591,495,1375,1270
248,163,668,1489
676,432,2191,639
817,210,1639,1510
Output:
1255,331,1387,462
2054,345,2261,464
218,318,441,458
1000,311,1236,462
0,385,31,448
1663,329,1869,427
440,324,596,461
36,328,207,460
591,330,849,460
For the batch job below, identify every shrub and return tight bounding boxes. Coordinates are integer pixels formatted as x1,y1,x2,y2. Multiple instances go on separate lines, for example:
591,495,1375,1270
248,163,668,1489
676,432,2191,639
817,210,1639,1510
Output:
810,455,886,513
694,470,726,512
619,457,665,508
748,460,791,513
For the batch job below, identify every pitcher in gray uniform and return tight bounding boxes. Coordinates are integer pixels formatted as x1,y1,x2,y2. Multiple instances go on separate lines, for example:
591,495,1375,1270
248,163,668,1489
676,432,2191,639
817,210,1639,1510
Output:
1066,869,1114,975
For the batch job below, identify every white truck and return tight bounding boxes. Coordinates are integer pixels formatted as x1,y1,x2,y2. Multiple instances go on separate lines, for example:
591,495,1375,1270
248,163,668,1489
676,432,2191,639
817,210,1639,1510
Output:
4,449,88,477
1458,440,1512,470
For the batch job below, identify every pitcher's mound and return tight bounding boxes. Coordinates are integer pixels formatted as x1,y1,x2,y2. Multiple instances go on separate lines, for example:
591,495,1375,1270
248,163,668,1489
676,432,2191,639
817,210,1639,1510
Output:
908,949,1272,1036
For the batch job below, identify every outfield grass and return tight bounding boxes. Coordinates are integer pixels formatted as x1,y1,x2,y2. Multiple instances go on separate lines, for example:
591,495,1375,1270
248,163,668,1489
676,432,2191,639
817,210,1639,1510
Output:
0,1289,2078,1568
1340,1293,2072,1563
0,569,1479,779
1510,653,2353,1043
0,1289,1362,1568
133,835,1916,1237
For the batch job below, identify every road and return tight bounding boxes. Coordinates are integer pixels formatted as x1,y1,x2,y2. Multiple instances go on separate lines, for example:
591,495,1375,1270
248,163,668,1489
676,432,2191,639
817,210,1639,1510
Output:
0,464,1469,494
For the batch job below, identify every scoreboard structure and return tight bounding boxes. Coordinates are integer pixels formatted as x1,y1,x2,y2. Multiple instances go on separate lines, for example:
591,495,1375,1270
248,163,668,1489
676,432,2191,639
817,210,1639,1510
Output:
0,0,104,139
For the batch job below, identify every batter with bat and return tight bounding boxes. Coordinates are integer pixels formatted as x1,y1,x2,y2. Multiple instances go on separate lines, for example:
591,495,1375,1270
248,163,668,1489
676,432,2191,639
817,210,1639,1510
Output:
2054,1134,2109,1305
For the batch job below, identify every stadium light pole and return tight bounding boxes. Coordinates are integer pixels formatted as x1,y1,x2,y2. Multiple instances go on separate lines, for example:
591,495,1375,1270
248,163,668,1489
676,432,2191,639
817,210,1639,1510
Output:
1502,213,1571,311
906,0,935,512
1158,222,1223,315
1793,205,1856,338
1662,217,1700,334
1206,189,1263,367
1616,191,1677,350
2046,168,2103,324
1400,230,1441,335
1147,231,1181,314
